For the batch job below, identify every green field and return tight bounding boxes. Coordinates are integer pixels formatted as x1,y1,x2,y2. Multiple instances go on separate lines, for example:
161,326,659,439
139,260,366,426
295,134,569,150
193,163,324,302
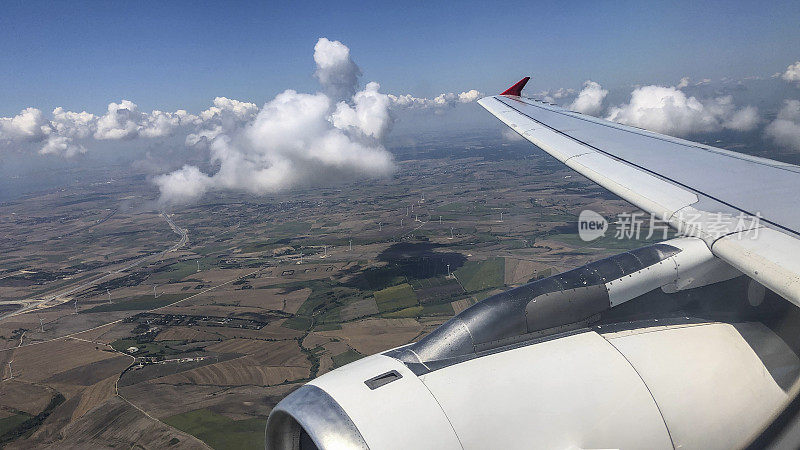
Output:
83,293,193,313
0,413,31,438
331,349,364,368
281,316,312,331
382,302,454,318
408,276,458,290
279,280,376,330
454,258,505,292
151,258,217,283
374,283,418,313
163,408,266,450
110,339,183,357
359,266,407,291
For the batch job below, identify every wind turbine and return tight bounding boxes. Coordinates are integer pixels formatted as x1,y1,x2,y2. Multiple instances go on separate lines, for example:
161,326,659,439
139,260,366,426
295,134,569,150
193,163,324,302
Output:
449,227,454,239
7,360,12,379
107,288,112,304
39,317,44,332
74,298,78,314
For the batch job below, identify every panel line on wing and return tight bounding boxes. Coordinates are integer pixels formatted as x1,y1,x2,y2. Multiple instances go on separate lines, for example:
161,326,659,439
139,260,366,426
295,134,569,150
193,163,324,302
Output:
492,97,800,238
500,97,800,174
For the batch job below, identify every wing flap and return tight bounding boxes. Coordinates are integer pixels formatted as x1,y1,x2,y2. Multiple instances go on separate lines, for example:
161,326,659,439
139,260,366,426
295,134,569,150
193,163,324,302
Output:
712,228,800,304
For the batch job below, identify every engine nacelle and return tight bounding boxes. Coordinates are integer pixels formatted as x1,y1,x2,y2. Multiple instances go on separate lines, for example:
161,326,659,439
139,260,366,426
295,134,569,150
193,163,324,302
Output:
266,238,795,450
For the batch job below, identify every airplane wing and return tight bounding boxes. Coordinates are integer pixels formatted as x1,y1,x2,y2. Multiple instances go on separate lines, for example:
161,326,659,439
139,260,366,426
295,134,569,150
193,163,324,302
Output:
479,77,800,307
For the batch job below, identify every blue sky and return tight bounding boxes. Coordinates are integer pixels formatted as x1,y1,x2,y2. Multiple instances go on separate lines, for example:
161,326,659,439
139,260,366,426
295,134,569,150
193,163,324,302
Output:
1,0,799,115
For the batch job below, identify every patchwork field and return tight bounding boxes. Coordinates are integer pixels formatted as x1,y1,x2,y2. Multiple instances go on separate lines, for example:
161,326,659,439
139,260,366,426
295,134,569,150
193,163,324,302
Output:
0,137,640,448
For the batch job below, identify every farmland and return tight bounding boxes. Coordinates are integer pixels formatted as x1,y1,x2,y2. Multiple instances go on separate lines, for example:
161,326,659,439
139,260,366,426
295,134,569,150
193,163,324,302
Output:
0,133,642,448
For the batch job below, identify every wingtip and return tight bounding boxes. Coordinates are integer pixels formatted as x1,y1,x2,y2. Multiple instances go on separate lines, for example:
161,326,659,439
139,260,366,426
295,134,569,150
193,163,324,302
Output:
500,77,530,96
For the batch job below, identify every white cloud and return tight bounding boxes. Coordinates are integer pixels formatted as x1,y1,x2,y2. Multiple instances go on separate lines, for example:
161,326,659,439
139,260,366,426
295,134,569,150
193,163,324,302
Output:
569,81,607,116
140,109,198,138
531,88,576,104
198,97,259,123
39,135,86,157
501,128,523,142
94,100,143,140
314,37,361,100
154,38,395,205
724,105,759,131
458,89,481,103
388,89,482,110
331,81,393,140
187,97,259,146
50,107,95,139
551,88,576,99
0,107,48,141
94,101,203,140
1,34,479,167
606,85,759,136
782,61,800,83
153,164,213,204
765,100,800,151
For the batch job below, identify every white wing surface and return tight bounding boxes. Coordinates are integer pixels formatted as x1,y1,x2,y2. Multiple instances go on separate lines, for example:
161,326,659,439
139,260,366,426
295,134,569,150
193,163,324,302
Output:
479,79,800,306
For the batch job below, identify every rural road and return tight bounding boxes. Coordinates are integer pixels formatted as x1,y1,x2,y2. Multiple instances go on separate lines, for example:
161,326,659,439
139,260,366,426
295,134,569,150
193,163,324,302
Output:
0,211,188,321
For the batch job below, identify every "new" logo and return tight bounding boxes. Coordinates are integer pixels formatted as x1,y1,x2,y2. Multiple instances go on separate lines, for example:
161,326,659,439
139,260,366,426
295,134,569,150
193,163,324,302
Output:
578,210,608,242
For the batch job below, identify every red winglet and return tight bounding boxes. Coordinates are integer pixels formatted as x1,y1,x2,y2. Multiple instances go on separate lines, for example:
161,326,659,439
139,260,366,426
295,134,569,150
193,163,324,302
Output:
500,77,530,96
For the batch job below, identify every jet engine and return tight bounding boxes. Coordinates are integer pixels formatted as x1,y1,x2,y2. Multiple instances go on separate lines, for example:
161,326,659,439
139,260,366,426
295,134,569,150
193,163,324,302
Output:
266,237,800,449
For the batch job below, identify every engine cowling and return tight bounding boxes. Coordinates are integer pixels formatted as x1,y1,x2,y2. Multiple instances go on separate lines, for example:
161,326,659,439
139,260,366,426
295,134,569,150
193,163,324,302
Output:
266,238,795,449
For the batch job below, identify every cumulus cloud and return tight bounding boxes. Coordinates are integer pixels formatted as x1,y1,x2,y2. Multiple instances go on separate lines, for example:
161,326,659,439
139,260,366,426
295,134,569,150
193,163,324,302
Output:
0,107,48,141
140,109,198,138
2,36,479,176
569,81,608,116
331,82,393,140
185,97,258,146
154,38,395,204
765,100,800,151
0,95,262,158
94,100,143,140
50,107,95,139
531,88,576,104
605,85,759,136
1,35,480,166
387,89,482,110
501,128,524,142
725,106,760,131
782,61,800,83
153,165,213,204
458,89,481,103
39,135,86,157
314,38,362,100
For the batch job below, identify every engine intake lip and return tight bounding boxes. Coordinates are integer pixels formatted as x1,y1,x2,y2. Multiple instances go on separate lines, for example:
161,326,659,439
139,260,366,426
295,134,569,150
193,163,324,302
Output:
266,385,368,450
